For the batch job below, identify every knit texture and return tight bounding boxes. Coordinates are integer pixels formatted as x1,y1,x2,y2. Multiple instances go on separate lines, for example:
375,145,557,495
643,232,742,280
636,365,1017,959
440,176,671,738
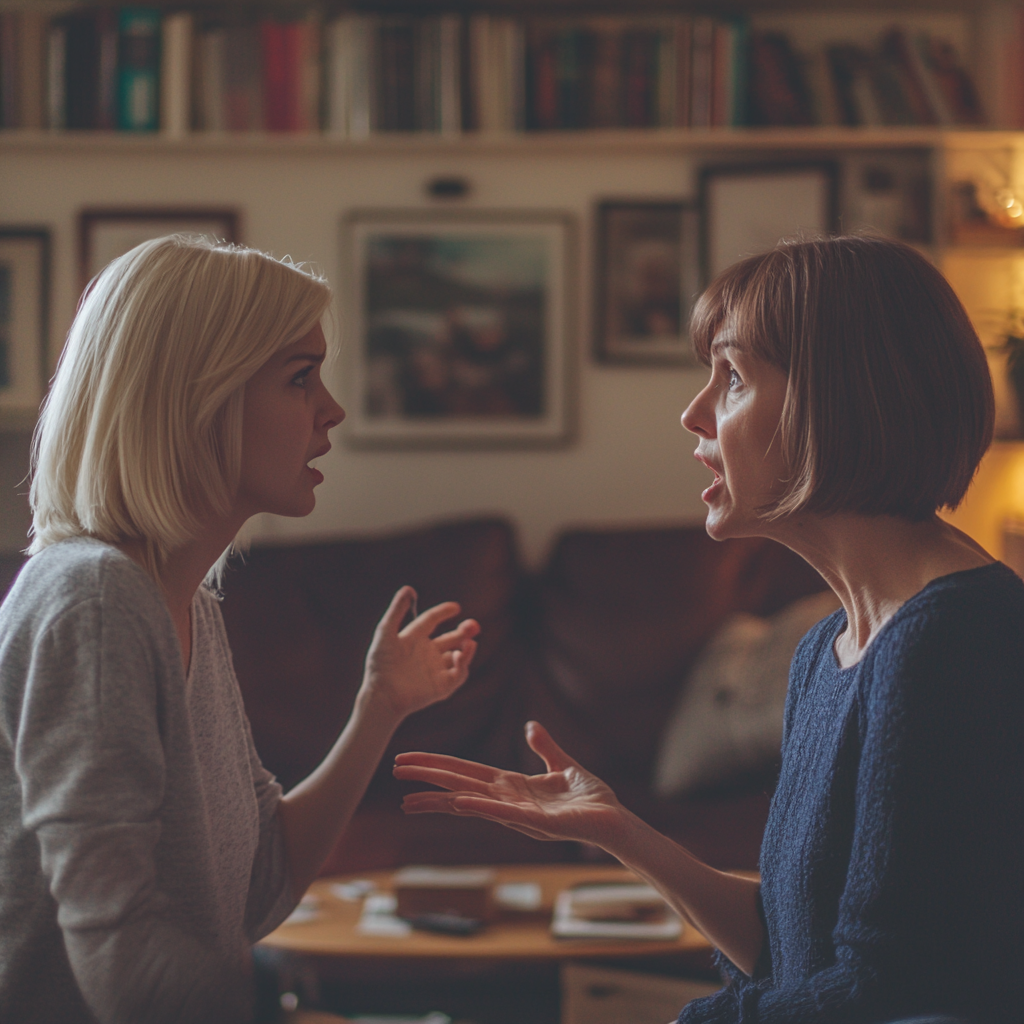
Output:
680,563,1024,1024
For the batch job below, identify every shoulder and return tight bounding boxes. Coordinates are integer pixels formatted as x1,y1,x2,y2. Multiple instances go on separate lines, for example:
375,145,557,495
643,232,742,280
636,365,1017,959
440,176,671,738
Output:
861,563,1024,721
0,537,167,638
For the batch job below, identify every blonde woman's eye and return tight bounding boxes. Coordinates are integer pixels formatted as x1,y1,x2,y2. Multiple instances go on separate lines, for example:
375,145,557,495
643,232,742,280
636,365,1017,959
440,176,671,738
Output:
292,367,313,387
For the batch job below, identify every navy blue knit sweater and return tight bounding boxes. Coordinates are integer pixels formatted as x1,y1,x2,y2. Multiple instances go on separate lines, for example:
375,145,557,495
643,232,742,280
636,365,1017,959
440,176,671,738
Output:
680,563,1024,1024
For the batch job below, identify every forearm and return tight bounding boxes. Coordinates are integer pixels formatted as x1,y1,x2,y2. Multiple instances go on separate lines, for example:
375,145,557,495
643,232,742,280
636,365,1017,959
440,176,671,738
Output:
278,690,403,896
602,808,764,976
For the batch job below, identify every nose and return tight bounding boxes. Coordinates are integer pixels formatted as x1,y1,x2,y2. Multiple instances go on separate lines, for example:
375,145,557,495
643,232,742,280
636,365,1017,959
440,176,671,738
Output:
319,386,346,431
681,382,715,439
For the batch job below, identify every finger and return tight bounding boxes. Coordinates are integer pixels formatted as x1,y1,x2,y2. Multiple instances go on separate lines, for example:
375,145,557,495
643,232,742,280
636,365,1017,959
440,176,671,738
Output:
525,721,582,773
377,587,417,636
450,638,478,675
394,751,503,783
431,619,482,650
392,766,492,794
402,601,462,638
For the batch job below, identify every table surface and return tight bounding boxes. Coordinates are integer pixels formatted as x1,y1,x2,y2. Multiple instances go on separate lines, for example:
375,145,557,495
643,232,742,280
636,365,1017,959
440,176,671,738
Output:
261,864,723,960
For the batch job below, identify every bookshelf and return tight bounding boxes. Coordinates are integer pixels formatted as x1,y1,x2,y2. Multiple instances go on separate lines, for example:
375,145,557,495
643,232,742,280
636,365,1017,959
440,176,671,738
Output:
2,4,1024,563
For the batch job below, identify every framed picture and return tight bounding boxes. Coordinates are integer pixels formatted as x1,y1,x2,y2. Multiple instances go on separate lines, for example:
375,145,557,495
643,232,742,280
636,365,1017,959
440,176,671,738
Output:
340,209,576,448
78,208,240,288
699,162,839,282
0,228,51,424
595,200,700,366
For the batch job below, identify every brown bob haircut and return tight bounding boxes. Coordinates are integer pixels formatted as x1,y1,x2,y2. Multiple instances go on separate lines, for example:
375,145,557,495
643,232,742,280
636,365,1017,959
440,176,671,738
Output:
691,235,994,521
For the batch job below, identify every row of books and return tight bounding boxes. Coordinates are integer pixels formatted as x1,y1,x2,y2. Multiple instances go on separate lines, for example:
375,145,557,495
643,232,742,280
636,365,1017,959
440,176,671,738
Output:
749,26,983,127
0,7,984,135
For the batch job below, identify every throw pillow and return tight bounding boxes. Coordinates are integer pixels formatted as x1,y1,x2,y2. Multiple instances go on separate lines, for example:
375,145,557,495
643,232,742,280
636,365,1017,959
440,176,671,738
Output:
653,590,841,798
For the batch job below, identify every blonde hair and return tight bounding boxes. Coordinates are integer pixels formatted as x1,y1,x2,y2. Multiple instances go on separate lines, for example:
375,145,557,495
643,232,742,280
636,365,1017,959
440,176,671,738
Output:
29,234,332,581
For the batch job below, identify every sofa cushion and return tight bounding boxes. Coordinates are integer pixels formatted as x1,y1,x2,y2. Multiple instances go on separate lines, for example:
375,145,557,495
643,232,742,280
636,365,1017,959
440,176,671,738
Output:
653,590,841,798
221,518,527,791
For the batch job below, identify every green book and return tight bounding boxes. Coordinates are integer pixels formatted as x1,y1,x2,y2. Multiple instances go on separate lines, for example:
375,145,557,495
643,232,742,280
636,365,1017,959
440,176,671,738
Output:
118,7,160,131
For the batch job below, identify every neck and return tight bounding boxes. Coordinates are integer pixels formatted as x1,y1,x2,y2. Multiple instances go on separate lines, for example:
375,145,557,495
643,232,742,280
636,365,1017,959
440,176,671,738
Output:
766,512,993,667
115,514,247,671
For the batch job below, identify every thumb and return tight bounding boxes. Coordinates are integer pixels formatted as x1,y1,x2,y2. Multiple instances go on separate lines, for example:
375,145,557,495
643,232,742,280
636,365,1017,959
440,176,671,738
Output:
525,721,581,773
377,586,416,636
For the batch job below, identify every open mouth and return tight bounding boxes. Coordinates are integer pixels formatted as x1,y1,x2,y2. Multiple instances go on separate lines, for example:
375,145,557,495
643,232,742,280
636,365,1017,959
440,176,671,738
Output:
695,451,723,501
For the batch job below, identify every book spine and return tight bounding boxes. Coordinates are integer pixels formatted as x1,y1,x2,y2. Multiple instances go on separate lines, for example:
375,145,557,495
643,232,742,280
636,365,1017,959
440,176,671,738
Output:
47,20,66,129
415,17,438,132
1,13,17,128
65,11,99,130
674,17,691,128
262,20,288,131
325,15,353,135
96,7,118,130
470,15,492,131
160,12,191,136
730,18,749,126
351,16,372,137
657,23,676,128
18,11,47,129
297,15,321,133
589,23,620,128
198,26,225,131
283,21,301,132
438,14,461,135
118,7,160,131
690,16,713,128
710,20,732,127
529,23,559,130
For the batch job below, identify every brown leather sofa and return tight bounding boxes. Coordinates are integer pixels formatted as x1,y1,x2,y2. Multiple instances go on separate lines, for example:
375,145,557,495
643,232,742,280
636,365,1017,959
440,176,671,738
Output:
0,519,824,876
214,518,826,876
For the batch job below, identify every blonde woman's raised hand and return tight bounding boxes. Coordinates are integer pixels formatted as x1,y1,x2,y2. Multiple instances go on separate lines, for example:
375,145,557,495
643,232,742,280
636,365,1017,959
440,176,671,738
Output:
360,586,480,722
394,721,626,846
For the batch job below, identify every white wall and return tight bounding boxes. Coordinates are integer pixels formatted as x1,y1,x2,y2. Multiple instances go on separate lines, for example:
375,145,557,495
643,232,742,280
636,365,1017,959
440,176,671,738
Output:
0,139,714,563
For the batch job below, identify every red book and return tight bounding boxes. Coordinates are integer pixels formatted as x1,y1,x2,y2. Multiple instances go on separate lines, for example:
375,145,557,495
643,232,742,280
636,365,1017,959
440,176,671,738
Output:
283,21,302,131
262,20,289,131
531,27,558,130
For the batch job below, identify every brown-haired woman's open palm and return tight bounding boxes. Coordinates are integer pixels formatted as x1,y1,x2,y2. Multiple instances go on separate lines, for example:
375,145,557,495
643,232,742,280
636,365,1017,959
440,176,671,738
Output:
394,721,627,846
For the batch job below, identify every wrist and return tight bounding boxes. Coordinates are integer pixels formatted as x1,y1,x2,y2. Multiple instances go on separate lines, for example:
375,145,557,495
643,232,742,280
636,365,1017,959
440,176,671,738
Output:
352,682,406,734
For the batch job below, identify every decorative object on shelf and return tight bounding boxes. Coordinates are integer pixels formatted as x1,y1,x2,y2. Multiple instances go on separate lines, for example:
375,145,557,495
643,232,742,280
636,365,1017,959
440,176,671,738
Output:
594,200,699,366
699,161,839,282
77,208,240,289
340,209,575,448
0,228,50,425
425,176,471,201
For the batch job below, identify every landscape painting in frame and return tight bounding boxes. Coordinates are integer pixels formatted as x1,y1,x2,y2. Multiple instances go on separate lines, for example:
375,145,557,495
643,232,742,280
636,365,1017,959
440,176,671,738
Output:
342,211,574,447
595,200,700,366
0,228,50,425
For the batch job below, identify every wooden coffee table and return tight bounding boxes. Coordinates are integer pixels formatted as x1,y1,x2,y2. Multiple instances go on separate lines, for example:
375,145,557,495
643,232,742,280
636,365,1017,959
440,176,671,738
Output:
261,863,721,962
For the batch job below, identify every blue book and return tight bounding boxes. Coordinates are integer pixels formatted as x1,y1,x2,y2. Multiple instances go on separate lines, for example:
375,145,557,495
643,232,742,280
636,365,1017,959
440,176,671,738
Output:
118,7,160,131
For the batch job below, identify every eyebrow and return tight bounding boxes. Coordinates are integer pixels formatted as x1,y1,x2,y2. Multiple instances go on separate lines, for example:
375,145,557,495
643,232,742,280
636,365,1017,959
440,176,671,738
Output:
710,337,746,356
284,351,326,364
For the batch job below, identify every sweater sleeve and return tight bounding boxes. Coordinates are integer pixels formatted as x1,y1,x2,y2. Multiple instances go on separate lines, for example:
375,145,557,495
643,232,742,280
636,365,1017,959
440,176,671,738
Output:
680,601,1024,1024
15,588,254,1024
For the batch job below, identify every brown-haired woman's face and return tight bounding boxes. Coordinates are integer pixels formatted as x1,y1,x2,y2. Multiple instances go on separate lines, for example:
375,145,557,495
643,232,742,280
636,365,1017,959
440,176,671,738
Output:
681,325,789,540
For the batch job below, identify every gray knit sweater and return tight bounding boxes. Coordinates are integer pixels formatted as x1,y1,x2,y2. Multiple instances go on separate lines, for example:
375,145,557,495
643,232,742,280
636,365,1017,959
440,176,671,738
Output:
0,537,294,1024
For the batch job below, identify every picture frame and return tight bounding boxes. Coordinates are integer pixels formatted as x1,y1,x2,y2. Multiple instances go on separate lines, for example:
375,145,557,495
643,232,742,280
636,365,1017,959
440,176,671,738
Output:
340,209,576,448
595,200,701,366
0,227,51,425
78,208,240,289
699,162,839,283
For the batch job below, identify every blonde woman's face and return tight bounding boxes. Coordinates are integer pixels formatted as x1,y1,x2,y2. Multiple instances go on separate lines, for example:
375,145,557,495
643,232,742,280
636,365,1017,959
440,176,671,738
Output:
237,323,344,519
680,325,789,541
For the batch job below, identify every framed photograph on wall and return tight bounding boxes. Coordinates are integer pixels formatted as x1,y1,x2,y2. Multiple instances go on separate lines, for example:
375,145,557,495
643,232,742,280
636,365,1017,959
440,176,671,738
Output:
595,200,700,366
340,209,576,448
699,162,839,283
0,228,51,424
78,208,240,288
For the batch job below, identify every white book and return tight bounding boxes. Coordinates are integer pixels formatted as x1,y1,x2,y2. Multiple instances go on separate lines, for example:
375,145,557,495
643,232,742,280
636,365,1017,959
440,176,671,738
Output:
198,27,225,132
161,12,192,136
438,14,461,135
325,15,354,135
350,15,373,138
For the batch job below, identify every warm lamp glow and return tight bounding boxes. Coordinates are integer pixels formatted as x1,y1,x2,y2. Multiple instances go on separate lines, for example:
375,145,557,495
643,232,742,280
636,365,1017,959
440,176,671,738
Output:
941,444,1024,559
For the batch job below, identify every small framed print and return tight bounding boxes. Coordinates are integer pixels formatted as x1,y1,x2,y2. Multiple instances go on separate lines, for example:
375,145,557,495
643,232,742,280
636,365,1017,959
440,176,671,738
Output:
341,209,576,448
78,208,240,288
699,162,839,282
0,228,51,425
595,200,701,366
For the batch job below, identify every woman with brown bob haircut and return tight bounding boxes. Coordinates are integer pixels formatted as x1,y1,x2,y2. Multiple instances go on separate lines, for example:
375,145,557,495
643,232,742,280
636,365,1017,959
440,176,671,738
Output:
397,236,1023,1024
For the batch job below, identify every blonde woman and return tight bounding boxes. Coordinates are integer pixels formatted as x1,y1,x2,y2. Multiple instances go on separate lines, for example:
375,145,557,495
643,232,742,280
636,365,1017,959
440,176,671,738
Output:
0,236,479,1024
